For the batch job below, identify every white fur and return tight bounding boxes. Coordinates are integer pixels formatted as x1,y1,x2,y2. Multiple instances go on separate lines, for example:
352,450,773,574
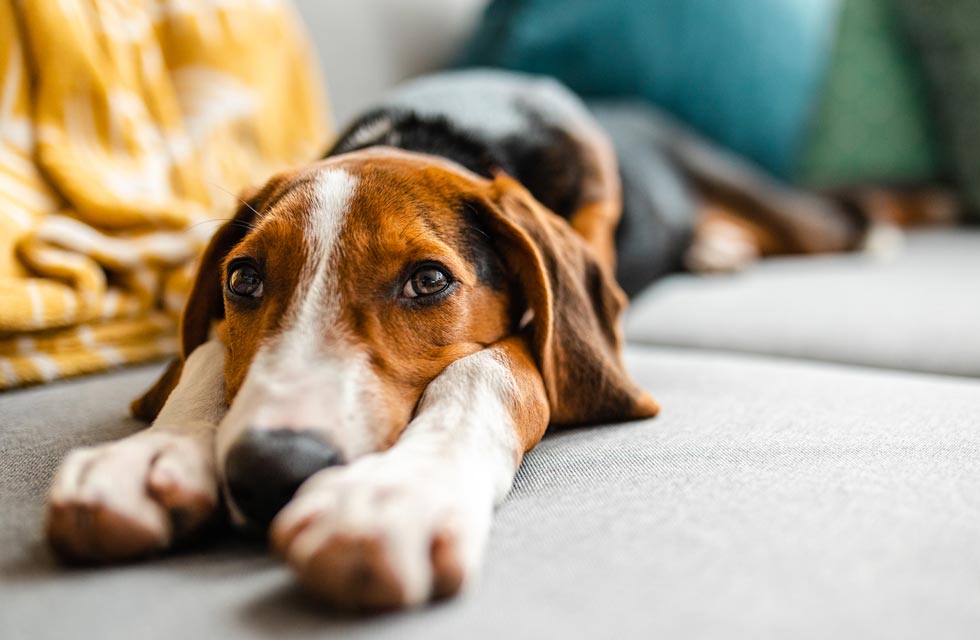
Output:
274,347,522,606
291,169,358,334
154,339,229,430
47,340,227,551
684,223,759,274
344,115,394,148
215,169,388,515
406,348,521,504
861,221,905,261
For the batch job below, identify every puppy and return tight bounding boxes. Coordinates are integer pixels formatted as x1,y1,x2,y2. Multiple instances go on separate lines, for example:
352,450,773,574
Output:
44,70,866,609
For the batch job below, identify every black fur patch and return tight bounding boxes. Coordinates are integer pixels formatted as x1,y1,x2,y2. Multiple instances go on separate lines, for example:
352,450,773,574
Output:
327,106,590,222
327,109,502,178
457,199,507,292
497,109,586,220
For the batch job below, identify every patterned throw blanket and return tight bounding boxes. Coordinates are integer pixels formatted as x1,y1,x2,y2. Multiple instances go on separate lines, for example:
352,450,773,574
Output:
0,0,329,388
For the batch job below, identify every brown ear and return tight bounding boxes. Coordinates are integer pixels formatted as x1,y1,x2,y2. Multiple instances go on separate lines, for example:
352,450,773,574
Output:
477,174,659,427
179,194,260,359
130,192,260,421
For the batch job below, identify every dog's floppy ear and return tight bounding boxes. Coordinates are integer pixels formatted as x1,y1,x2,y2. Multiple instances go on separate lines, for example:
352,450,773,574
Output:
131,190,261,421
475,173,659,426
178,191,261,359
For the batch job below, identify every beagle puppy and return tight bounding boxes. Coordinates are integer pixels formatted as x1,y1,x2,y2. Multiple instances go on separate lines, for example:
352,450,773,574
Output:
44,70,869,610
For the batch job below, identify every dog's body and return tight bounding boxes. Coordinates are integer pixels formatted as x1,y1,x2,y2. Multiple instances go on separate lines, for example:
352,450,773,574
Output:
46,70,871,610
331,71,627,271
330,71,870,294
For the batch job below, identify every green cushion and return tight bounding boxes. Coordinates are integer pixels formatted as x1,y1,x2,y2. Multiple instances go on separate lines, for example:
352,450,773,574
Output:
899,0,980,221
800,0,945,188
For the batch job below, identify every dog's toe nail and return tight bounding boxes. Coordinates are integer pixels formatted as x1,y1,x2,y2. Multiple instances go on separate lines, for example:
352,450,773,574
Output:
430,532,464,599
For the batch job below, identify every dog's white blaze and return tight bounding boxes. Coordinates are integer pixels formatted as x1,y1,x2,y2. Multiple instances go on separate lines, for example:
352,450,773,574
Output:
291,169,358,333
216,170,383,493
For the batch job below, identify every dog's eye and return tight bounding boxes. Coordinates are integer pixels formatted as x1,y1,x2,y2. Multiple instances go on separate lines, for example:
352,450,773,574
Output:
227,263,264,299
403,266,450,298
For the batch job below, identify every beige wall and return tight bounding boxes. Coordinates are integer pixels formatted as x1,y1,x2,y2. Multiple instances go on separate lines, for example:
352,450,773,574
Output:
293,0,488,127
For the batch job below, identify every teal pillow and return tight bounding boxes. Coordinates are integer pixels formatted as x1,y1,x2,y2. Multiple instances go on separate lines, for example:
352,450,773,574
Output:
458,0,841,179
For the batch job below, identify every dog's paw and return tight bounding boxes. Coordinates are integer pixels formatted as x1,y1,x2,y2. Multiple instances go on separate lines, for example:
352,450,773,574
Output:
46,430,217,562
271,457,486,610
685,223,760,274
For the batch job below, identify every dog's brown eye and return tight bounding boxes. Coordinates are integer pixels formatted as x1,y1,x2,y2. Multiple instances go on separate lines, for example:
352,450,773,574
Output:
403,266,449,298
227,264,263,299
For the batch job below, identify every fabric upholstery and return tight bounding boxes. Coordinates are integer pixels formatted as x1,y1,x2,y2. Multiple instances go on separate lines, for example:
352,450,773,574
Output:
626,230,980,377
3,346,980,639
0,0,329,388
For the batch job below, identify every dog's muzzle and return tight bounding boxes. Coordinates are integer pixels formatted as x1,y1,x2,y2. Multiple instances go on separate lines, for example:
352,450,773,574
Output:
224,430,344,526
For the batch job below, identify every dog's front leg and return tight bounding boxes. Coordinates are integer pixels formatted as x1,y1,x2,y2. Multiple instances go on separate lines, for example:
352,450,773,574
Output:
271,336,549,610
46,340,228,562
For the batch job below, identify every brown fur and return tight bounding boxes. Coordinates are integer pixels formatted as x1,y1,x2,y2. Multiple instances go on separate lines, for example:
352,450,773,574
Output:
490,335,550,456
129,356,183,422
566,125,622,269
478,173,659,426
134,149,656,470
833,186,960,227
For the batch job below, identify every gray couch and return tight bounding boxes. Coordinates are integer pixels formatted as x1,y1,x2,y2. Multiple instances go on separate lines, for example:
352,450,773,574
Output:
4,229,979,639
4,2,980,637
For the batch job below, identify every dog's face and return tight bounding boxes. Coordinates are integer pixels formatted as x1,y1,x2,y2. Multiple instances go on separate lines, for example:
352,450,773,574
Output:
171,147,655,525
214,150,512,462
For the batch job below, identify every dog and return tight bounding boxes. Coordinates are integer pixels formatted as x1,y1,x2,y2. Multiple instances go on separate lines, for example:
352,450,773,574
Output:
45,69,881,610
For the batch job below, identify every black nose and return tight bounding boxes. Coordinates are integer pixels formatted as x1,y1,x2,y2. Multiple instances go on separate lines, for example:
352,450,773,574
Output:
225,430,344,526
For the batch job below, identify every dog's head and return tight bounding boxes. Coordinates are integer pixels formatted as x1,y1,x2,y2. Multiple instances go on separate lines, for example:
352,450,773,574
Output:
138,148,656,525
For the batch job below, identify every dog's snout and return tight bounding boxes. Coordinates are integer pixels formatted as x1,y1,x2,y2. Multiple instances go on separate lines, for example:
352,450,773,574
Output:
225,430,344,526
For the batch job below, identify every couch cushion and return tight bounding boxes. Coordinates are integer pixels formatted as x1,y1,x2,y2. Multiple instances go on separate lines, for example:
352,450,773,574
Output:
4,347,980,638
626,229,980,377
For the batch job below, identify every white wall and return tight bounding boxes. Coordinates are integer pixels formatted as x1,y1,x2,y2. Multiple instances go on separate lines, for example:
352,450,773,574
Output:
293,0,488,127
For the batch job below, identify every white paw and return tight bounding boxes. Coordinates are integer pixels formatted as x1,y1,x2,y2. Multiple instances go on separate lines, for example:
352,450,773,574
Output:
685,226,759,274
271,456,489,610
46,430,217,562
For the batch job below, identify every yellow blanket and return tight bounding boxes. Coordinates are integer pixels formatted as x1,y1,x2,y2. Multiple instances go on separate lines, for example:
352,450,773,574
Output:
0,0,329,388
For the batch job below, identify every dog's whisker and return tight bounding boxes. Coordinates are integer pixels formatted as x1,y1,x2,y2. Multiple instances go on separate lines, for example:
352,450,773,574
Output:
229,219,260,232
185,217,260,234
467,224,491,241
208,180,262,218
185,217,233,232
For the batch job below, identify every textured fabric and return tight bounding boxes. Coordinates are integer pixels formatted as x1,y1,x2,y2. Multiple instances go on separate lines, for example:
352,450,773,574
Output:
626,230,980,377
457,0,840,179
898,0,980,221
0,0,329,388
3,348,980,639
801,0,944,187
